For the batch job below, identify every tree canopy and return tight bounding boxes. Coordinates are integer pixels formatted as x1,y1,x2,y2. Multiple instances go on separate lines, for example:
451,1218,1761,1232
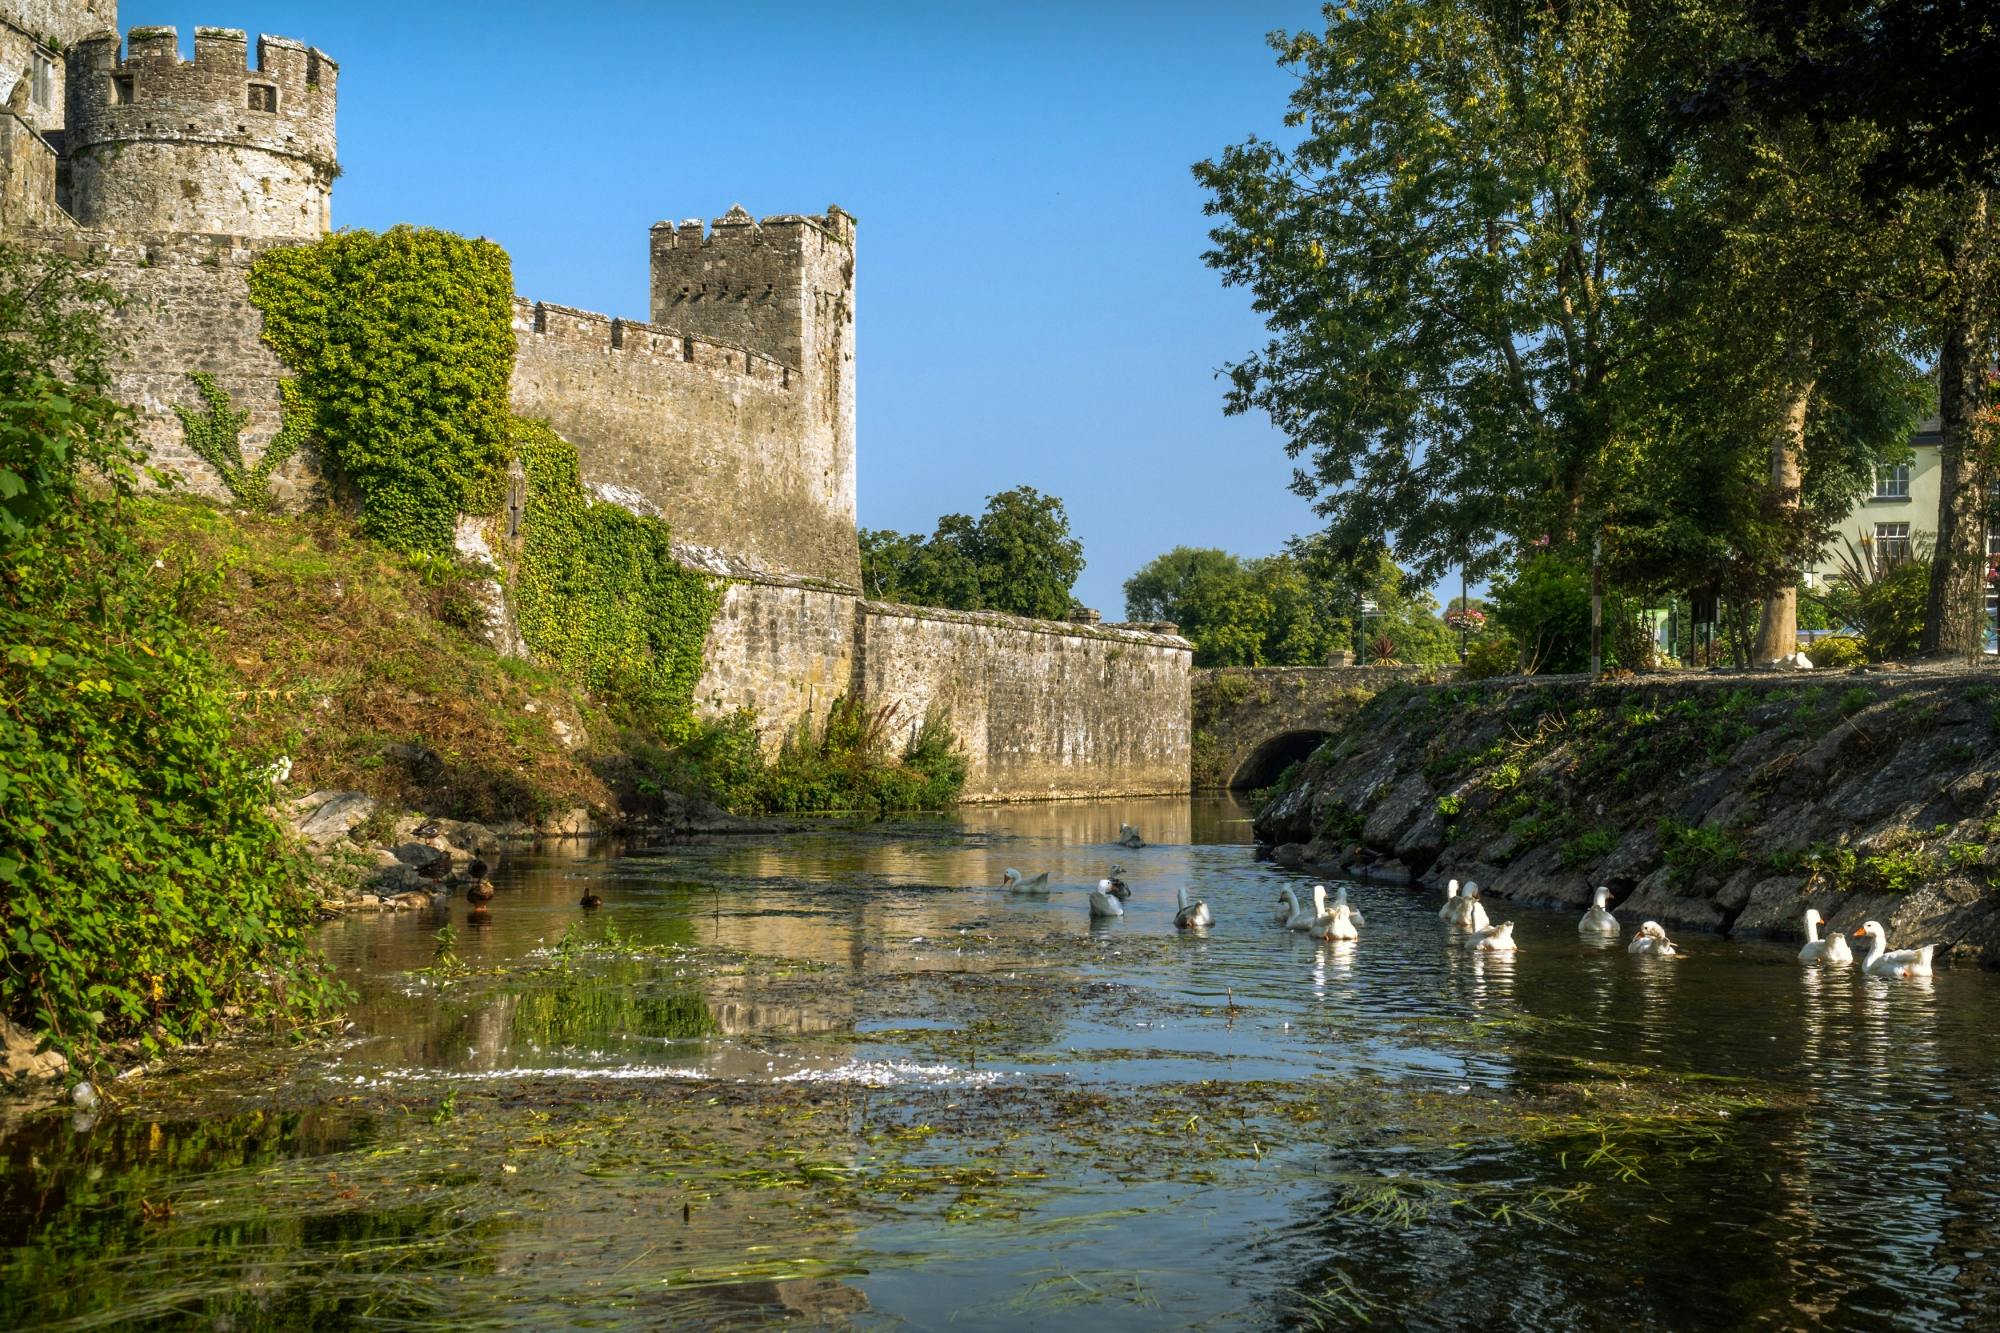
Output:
1123,543,1456,668
861,486,1086,620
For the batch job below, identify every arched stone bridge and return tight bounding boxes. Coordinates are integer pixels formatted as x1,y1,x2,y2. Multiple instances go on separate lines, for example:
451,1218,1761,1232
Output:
1191,665,1459,789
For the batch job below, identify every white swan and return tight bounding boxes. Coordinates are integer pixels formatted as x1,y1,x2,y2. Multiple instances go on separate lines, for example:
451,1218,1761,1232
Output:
1319,902,1360,941
1088,879,1124,918
1798,908,1852,966
1466,921,1517,952
1000,868,1050,892
1437,878,1461,922
1578,886,1620,936
1446,882,1490,933
1332,884,1366,928
1175,885,1212,929
1852,920,1934,979
1628,921,1679,956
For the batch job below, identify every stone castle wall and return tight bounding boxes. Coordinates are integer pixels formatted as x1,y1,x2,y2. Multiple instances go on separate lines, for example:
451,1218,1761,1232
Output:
20,225,325,505
509,293,859,589
0,110,58,229
64,26,336,238
858,602,1191,802
689,573,1193,802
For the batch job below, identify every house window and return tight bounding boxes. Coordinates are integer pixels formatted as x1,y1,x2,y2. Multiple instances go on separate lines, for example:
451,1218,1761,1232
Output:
29,50,54,111
1875,522,1912,563
1875,463,1910,498
247,84,278,113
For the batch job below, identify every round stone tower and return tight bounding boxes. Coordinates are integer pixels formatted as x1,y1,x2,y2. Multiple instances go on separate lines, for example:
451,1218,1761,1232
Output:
62,25,337,238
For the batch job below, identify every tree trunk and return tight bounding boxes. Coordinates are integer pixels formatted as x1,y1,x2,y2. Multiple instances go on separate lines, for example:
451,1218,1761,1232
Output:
1752,377,1813,664
1921,190,1992,659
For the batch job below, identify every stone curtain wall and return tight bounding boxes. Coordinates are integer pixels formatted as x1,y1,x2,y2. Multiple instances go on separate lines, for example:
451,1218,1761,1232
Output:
0,0,117,137
691,577,858,738
21,226,323,505
856,603,1191,802
690,580,1194,802
509,297,859,588
64,27,337,238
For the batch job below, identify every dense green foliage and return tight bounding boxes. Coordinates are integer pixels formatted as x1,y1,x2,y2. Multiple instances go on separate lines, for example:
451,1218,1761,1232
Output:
0,246,342,1068
1123,544,1456,667
1196,0,1935,662
861,486,1085,619
512,420,722,732
248,227,514,556
173,373,311,512
638,699,966,816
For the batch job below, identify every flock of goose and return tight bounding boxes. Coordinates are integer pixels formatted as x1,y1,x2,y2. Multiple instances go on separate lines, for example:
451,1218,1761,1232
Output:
1004,838,1941,981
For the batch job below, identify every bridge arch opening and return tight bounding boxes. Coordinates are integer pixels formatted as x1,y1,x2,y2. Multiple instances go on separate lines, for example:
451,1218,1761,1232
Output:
1231,729,1333,791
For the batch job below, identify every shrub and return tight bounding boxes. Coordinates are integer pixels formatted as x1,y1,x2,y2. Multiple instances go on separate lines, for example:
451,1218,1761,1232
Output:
1561,828,1617,868
1809,635,1866,669
1460,632,1519,680
0,245,343,1068
1490,556,1591,673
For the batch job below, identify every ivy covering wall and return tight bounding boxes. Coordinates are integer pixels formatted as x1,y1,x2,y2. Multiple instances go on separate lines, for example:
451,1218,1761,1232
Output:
511,419,722,730
247,226,514,556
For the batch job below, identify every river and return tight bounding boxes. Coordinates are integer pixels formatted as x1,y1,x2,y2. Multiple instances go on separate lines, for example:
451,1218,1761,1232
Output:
2,795,1996,1329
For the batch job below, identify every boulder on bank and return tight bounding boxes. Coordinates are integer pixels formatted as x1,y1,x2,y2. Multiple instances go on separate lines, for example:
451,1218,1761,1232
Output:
290,790,376,844
1,1015,67,1083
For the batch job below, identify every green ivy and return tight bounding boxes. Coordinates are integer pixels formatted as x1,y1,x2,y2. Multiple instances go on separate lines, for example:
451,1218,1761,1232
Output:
173,373,310,511
510,419,722,730
247,226,513,556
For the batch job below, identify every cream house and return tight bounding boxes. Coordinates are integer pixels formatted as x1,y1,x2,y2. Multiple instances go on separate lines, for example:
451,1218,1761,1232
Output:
1801,416,1999,649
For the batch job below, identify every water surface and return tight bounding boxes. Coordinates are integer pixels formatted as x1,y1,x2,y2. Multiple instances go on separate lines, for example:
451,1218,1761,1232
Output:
2,795,1995,1329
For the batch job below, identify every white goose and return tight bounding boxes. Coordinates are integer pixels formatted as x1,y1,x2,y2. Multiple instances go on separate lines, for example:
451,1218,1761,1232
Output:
1283,887,1322,932
1798,908,1852,966
1000,868,1050,892
1274,887,1302,925
1318,902,1360,941
1437,878,1461,922
1175,886,1212,930
1628,921,1679,956
1466,921,1518,952
1332,885,1365,928
1088,879,1124,918
1578,886,1620,935
1446,882,1491,933
1851,920,1934,979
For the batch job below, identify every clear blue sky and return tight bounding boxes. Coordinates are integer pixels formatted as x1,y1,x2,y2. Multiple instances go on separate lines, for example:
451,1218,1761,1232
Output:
123,1,1328,616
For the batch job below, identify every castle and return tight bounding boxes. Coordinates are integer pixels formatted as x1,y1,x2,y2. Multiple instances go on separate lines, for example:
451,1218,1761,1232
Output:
0,3,1192,801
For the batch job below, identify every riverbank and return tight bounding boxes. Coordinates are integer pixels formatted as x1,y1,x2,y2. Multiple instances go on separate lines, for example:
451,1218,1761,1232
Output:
1253,669,2000,963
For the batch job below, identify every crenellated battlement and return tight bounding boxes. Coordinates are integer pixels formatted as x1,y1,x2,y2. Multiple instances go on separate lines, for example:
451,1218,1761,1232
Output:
62,23,337,238
648,203,855,373
511,298,797,390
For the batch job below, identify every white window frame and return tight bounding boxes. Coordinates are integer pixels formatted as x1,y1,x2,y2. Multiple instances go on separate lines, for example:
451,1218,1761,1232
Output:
1875,521,1912,563
29,49,54,112
1875,463,1910,499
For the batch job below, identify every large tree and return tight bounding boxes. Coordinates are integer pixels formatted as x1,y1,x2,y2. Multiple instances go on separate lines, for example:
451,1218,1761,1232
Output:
1194,0,1636,583
860,486,1086,620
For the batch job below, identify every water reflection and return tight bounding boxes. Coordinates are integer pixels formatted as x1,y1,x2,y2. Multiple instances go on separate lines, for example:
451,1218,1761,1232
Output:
6,794,2000,1330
